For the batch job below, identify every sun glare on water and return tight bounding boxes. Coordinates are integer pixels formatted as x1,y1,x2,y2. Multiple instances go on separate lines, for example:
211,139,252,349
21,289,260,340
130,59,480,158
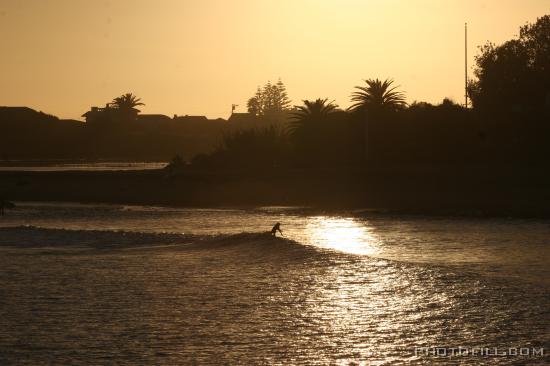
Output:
306,217,379,255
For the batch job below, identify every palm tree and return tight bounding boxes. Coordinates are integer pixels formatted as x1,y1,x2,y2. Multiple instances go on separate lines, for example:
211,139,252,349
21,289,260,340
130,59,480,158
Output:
349,78,406,113
288,98,338,137
288,99,338,163
111,93,145,111
110,93,144,123
349,79,406,162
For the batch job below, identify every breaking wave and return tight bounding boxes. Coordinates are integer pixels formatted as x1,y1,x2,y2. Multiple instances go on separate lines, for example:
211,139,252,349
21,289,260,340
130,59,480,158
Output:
0,225,308,252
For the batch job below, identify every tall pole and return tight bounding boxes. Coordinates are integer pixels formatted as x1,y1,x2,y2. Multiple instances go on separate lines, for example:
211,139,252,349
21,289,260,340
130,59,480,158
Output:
465,22,468,108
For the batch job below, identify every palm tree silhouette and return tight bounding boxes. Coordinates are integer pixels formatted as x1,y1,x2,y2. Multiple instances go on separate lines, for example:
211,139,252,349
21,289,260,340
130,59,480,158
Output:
288,98,338,162
288,98,338,137
111,93,145,112
110,93,144,123
349,78,406,113
349,79,406,162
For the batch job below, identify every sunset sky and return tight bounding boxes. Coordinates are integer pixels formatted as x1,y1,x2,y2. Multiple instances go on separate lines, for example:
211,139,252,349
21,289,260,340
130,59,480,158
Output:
1,0,548,120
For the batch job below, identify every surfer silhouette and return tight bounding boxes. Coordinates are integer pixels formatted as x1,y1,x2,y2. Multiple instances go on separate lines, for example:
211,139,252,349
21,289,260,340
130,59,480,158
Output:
271,222,283,237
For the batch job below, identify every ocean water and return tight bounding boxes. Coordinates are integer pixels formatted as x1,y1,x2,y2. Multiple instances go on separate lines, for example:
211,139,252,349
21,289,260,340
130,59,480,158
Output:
0,162,166,171
0,203,549,365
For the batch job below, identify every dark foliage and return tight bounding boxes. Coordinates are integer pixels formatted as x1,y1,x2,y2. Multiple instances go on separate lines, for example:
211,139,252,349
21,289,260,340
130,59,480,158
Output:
469,15,550,115
246,79,291,121
192,126,289,170
1,15,549,171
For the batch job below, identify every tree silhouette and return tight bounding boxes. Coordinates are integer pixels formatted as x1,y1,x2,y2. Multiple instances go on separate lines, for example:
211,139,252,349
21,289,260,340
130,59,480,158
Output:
349,78,407,113
111,93,145,112
275,78,291,111
288,98,338,137
349,78,406,162
110,93,145,123
246,79,291,119
288,99,338,163
247,95,261,116
469,15,550,114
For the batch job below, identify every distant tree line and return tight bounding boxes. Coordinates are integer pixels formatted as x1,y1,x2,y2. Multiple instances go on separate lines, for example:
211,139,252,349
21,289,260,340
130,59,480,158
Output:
192,15,550,172
1,15,548,169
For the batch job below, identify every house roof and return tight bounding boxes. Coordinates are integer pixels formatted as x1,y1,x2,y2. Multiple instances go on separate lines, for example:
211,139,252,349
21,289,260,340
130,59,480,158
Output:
173,115,209,123
228,112,258,123
137,114,172,123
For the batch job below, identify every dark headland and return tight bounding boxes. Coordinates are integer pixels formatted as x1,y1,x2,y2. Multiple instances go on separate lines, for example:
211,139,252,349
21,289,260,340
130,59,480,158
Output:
2,163,550,218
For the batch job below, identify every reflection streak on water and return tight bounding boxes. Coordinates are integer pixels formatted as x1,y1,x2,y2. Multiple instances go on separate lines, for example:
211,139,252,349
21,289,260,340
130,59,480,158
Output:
305,216,380,255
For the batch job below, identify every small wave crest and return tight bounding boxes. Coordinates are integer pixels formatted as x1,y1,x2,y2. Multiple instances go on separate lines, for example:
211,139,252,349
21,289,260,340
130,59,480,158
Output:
0,226,303,252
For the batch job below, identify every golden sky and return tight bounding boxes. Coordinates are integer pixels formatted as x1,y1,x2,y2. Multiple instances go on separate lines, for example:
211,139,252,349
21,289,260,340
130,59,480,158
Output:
0,0,548,120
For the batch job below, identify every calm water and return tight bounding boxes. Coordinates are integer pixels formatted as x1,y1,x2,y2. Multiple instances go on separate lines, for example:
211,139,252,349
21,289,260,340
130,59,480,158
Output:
0,162,166,171
0,203,549,365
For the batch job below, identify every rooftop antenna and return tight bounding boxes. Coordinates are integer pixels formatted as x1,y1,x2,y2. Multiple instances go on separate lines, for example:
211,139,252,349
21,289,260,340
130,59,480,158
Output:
465,22,468,109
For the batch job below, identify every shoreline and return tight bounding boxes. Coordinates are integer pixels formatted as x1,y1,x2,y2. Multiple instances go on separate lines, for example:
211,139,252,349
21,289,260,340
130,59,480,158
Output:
2,167,550,218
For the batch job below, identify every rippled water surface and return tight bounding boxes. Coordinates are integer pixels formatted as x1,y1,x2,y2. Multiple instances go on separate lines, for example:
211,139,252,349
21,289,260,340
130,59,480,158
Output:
0,203,549,365
0,162,166,171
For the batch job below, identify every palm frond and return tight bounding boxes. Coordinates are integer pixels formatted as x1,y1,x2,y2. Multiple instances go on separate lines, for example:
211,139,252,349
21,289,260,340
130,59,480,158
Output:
349,78,407,113
288,98,338,138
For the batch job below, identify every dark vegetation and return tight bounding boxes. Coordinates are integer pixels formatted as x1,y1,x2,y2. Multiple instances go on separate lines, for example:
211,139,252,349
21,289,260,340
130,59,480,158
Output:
0,95,231,161
1,15,550,214
191,16,550,172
